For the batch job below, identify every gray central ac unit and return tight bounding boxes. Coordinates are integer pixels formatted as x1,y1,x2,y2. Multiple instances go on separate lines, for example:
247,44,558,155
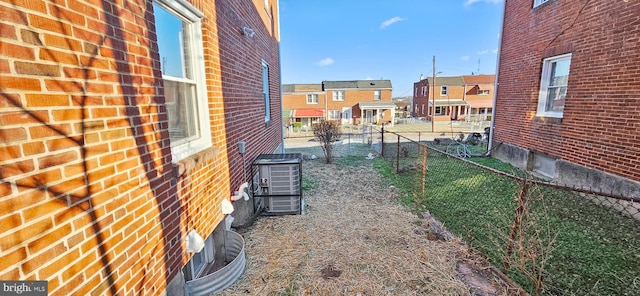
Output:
252,154,303,215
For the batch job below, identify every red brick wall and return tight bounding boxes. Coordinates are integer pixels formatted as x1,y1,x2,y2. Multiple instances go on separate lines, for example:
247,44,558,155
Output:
413,80,429,117
282,92,325,110
325,88,392,120
215,0,283,192
494,0,640,182
0,0,281,294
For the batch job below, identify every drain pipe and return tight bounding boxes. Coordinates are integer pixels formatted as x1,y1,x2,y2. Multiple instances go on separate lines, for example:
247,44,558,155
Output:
487,0,506,156
277,0,285,153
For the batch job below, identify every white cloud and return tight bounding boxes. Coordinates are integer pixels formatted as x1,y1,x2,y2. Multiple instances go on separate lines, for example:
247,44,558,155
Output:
315,58,334,67
477,50,489,55
380,17,406,29
464,0,503,7
492,48,499,54
363,76,374,80
460,56,471,61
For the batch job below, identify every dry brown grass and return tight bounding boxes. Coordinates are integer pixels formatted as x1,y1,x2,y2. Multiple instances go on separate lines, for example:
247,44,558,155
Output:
219,159,519,296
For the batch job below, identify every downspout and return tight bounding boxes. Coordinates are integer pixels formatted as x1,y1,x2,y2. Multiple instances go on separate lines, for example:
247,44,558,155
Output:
487,0,506,155
277,0,284,153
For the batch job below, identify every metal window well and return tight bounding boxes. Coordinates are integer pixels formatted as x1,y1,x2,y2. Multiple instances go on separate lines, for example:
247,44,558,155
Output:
251,153,304,215
183,231,246,296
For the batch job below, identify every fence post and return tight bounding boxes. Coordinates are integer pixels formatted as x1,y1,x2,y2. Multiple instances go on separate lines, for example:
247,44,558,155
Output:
503,179,530,273
396,134,400,174
422,146,427,197
418,132,421,143
381,124,385,157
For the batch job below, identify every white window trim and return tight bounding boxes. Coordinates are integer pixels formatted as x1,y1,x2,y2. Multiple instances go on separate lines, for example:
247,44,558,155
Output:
478,89,490,95
262,60,270,122
332,90,344,101
533,0,549,8
440,85,448,96
306,94,318,104
328,110,340,120
373,90,381,100
154,0,212,162
536,53,571,118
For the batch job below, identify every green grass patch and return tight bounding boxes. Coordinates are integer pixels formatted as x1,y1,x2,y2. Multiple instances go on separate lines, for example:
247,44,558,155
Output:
373,151,640,295
302,176,316,191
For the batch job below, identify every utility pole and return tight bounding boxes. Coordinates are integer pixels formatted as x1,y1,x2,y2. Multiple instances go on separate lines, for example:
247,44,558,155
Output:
431,56,436,133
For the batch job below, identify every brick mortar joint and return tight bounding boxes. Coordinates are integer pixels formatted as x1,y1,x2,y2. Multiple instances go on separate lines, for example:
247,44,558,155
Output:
172,146,219,178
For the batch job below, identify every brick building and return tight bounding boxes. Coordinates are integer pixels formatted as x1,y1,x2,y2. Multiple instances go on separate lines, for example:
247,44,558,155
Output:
492,0,640,196
0,0,282,295
412,75,495,121
282,80,394,126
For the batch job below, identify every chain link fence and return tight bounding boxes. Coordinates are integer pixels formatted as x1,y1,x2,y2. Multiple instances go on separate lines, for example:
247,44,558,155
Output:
284,124,380,159
379,128,640,295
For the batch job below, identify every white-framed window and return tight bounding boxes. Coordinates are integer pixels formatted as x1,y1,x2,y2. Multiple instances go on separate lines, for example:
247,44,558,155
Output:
332,90,344,101
414,87,417,97
421,86,427,96
440,85,448,96
328,110,340,120
435,106,443,115
414,104,418,113
421,104,424,114
373,90,381,100
537,53,571,118
306,94,318,104
533,0,549,8
154,0,211,161
262,60,270,122
478,89,490,95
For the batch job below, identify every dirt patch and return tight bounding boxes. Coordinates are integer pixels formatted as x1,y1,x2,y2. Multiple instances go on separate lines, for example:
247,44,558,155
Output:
219,158,524,295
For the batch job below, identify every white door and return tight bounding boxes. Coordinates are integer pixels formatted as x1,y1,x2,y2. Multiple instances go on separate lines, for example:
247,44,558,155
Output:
342,107,351,124
365,110,373,124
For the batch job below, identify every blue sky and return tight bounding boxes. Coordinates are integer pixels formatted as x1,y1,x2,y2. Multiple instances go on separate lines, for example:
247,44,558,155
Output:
279,0,505,97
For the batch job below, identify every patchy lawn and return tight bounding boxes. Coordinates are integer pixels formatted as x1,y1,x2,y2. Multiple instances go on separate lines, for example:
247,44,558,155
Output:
220,156,524,296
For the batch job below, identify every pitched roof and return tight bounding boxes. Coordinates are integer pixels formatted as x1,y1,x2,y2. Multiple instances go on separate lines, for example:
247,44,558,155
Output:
426,76,465,86
462,74,495,85
282,84,323,93
323,80,392,90
282,84,295,93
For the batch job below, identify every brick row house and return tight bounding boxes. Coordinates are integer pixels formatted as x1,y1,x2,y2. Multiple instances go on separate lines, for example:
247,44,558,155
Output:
0,0,283,295
282,80,395,127
412,74,495,121
492,0,640,196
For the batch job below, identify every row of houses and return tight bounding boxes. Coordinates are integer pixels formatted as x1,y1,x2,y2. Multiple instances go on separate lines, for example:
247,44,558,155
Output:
412,74,495,122
282,80,396,127
0,0,638,295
